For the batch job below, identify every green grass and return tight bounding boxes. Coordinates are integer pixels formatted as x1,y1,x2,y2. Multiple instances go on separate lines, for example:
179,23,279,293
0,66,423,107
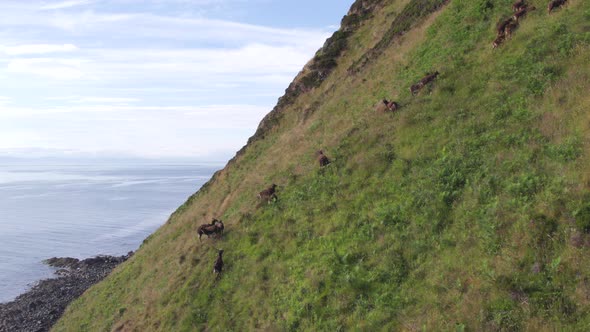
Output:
54,0,590,331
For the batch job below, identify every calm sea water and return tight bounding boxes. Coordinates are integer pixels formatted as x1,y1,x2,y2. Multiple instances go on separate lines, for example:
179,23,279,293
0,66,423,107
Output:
0,163,219,303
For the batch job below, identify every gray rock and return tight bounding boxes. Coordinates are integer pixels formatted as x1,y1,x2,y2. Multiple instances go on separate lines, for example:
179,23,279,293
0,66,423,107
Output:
0,252,132,332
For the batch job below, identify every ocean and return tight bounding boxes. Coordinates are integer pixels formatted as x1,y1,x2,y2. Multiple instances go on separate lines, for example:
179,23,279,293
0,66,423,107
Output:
0,162,219,303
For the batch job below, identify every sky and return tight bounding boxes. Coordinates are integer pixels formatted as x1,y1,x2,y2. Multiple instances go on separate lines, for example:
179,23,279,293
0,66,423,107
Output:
0,0,354,161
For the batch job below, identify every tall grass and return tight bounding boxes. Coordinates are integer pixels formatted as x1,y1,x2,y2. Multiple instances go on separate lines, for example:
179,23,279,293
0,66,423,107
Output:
54,0,590,331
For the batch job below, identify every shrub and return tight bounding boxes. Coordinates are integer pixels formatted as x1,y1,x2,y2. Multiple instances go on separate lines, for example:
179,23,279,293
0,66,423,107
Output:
574,204,590,233
507,174,545,201
484,297,522,331
546,137,582,162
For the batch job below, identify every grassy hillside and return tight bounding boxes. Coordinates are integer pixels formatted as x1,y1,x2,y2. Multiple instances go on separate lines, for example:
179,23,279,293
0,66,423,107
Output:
54,0,590,330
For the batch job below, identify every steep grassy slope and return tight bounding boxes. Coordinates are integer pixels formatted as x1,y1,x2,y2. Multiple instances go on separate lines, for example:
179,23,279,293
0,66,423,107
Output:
55,0,590,330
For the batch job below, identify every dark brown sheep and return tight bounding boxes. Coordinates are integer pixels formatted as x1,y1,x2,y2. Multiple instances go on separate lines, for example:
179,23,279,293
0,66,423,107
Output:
258,184,277,202
548,0,567,14
410,82,424,95
504,20,519,38
197,224,216,240
411,72,439,95
375,100,389,113
513,6,535,21
496,18,515,37
384,99,400,112
376,99,400,112
420,71,439,86
214,249,224,277
214,219,224,235
492,34,506,48
512,0,526,12
493,17,517,48
316,150,331,167
197,219,224,241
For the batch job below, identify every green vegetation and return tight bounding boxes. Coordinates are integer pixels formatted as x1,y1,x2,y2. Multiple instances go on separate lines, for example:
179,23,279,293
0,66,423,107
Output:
54,0,590,330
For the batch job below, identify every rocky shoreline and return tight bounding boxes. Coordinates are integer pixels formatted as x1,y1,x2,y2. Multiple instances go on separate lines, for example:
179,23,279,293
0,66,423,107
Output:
0,252,132,332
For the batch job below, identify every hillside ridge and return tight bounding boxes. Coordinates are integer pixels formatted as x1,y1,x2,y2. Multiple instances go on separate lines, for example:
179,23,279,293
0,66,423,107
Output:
54,0,590,330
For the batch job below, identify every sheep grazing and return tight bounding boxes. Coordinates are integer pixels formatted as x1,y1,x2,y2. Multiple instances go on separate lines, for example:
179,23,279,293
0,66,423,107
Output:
493,18,517,48
493,1,535,49
197,219,224,241
213,249,224,277
316,150,331,167
420,71,439,86
548,0,567,14
492,35,506,48
214,219,224,235
197,223,216,240
384,99,400,112
411,72,439,95
496,18,515,37
376,99,399,112
512,0,526,12
513,6,535,21
258,184,277,202
410,82,424,95
375,100,388,113
387,100,400,112
504,20,519,38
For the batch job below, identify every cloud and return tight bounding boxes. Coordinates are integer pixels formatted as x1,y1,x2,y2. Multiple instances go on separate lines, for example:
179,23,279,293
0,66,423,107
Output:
0,6,327,45
0,0,338,158
0,103,266,119
1,42,321,86
47,96,141,103
39,0,96,10
0,131,48,149
0,96,11,107
1,43,78,55
6,58,86,80
76,43,318,82
0,102,269,157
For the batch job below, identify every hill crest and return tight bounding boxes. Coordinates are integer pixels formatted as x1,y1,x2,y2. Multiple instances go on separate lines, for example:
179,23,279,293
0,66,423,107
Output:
55,0,590,330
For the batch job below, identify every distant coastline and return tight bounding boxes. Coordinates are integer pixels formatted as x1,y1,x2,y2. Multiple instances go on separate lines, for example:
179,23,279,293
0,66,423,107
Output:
0,163,218,303
0,253,132,332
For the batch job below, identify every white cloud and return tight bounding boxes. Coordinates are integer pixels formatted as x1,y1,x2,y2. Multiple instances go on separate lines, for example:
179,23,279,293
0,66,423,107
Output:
0,102,268,157
1,44,78,55
0,97,11,107
6,58,86,80
0,0,337,158
80,44,317,80
0,131,48,149
0,7,327,45
1,42,319,85
47,96,140,103
39,0,96,10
